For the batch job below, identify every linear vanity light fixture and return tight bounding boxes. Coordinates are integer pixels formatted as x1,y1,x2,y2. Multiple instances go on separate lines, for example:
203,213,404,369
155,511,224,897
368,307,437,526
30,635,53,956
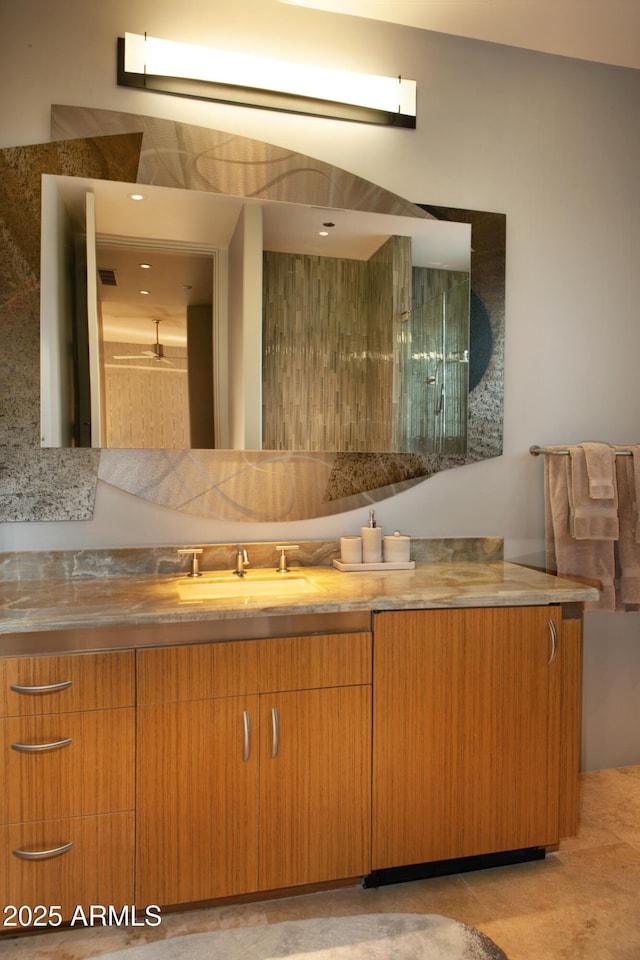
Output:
117,32,416,127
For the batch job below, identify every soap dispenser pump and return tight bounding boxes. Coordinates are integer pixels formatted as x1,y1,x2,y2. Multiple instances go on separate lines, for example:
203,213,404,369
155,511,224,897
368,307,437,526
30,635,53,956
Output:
361,509,382,563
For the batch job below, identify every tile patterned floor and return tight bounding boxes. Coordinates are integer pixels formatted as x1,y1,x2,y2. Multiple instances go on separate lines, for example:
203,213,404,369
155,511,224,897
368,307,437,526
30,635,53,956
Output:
3,766,640,959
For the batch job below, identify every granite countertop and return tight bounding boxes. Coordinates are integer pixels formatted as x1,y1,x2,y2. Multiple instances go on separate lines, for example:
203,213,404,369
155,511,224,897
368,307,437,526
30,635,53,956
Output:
0,561,599,653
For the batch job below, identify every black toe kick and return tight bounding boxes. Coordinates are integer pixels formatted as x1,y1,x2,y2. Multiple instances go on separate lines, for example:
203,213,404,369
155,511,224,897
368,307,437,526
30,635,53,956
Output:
362,847,546,887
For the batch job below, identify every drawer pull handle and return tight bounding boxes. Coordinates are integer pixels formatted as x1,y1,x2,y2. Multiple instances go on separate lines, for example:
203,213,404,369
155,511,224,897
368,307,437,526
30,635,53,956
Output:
10,680,72,695
547,619,558,665
12,841,74,861
271,707,279,760
11,737,72,753
242,710,251,763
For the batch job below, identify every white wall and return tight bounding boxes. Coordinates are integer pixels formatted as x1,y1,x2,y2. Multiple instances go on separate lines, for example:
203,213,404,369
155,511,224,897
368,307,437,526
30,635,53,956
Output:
1,0,639,770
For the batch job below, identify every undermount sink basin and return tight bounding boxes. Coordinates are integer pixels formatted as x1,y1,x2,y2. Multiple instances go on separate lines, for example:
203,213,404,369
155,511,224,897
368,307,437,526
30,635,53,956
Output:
177,573,320,602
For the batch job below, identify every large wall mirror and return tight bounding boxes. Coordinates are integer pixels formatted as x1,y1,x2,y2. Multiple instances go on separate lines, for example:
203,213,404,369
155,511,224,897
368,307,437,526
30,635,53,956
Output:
0,105,504,523
41,174,471,455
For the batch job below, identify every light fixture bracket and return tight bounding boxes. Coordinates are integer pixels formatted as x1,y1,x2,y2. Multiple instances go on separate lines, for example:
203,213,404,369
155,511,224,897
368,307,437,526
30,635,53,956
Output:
117,34,416,128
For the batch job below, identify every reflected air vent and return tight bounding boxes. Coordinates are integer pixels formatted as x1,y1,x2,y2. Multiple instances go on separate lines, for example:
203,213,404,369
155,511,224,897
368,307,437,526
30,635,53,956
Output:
98,268,118,286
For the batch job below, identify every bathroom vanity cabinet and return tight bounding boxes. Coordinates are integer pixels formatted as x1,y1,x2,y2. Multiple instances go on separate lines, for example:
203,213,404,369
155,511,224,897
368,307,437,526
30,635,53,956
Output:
371,606,581,871
0,563,590,928
0,652,135,922
135,632,372,905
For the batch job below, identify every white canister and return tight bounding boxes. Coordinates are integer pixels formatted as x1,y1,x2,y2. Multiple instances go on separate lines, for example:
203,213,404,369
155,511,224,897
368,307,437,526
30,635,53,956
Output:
383,531,411,563
340,535,363,564
361,525,382,563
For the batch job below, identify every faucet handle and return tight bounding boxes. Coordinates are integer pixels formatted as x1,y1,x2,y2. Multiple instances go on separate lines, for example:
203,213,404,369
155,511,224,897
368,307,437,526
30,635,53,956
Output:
234,545,249,576
275,545,299,573
177,547,203,578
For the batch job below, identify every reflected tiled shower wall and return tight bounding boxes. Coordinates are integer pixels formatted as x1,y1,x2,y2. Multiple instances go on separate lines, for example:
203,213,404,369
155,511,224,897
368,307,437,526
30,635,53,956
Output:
262,236,412,452
402,268,470,454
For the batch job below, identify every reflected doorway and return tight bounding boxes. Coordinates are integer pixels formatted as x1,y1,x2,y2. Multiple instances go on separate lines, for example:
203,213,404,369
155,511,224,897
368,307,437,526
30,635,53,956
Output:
90,240,214,448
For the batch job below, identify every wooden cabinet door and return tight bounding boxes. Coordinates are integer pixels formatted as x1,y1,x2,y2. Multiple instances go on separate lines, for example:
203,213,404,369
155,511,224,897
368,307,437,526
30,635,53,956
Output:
0,651,134,717
372,607,562,869
136,695,260,905
0,813,134,928
1,708,134,824
258,685,371,891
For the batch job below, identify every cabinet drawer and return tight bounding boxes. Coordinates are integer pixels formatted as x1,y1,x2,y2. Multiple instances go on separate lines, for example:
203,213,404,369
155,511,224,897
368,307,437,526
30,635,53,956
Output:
258,633,372,694
137,632,372,704
0,651,134,717
0,708,134,824
0,812,134,928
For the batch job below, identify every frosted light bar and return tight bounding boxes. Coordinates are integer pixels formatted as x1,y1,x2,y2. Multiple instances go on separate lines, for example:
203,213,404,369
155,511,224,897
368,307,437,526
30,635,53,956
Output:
117,33,416,127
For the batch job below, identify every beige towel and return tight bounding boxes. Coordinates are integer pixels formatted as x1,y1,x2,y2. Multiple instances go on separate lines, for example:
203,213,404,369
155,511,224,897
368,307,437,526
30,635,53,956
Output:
630,447,640,542
578,441,617,499
544,451,616,611
568,445,619,540
616,451,640,605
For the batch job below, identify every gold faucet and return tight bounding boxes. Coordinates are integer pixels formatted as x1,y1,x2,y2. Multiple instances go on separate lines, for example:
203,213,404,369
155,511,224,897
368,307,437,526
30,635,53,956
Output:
234,545,249,577
275,545,299,574
177,547,203,578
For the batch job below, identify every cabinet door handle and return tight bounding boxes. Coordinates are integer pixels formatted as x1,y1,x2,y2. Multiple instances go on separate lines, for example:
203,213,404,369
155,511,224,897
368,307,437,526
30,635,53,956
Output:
10,680,72,695
547,619,558,665
11,737,72,753
242,710,251,763
12,842,73,861
270,707,279,760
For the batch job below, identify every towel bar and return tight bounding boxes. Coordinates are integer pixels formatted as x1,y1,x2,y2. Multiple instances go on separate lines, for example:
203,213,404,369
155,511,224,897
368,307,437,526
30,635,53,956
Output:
530,444,633,456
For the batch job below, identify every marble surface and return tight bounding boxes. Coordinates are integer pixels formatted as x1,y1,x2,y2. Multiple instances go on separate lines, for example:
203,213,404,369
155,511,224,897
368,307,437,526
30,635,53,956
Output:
0,536,504,581
0,557,598,649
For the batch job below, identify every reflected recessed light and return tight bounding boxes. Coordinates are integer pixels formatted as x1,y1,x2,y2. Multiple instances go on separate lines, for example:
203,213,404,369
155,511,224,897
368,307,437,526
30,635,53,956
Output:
319,230,329,237
139,262,152,269
139,289,150,295
128,192,145,201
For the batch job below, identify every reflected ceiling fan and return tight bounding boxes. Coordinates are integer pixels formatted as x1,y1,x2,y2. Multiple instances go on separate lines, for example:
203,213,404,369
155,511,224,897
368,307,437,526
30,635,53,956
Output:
113,319,173,364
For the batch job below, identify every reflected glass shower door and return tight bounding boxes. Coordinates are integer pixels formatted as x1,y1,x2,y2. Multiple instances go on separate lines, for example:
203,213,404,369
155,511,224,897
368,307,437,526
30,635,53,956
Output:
399,279,470,454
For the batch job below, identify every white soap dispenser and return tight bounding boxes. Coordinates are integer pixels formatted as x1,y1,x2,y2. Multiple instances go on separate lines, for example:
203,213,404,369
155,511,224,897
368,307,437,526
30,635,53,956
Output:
361,509,382,563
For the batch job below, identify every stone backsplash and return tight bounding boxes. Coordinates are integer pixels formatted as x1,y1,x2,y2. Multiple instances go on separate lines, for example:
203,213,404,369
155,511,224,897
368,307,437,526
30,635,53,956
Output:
1,538,503,582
